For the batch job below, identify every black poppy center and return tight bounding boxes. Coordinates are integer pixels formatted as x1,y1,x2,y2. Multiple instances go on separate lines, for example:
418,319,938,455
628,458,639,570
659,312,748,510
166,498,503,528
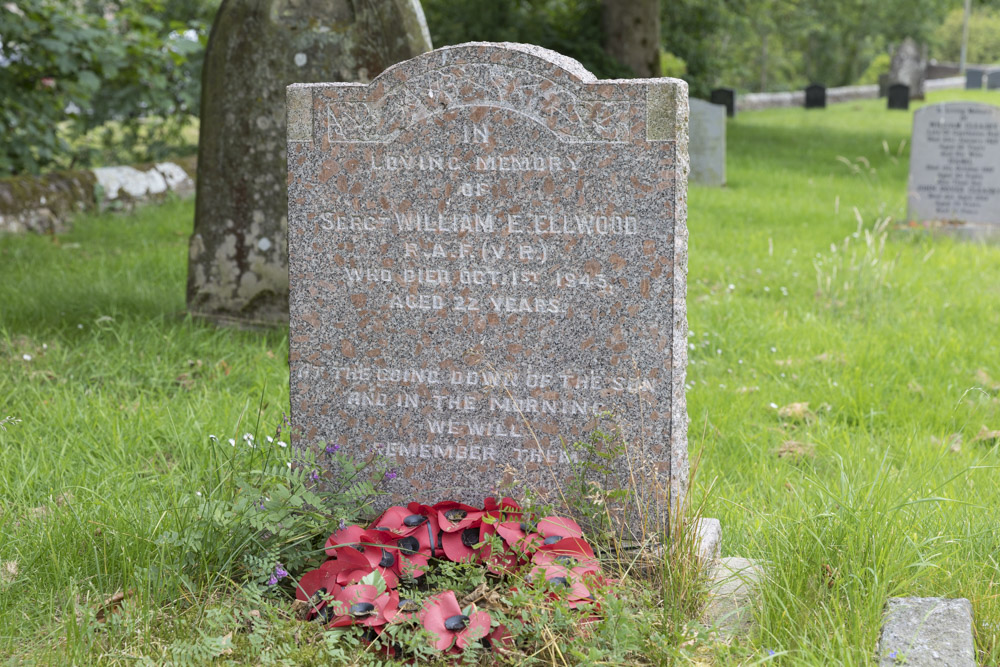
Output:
460,527,480,548
379,549,395,568
398,536,420,556
403,514,428,527
554,555,577,566
398,598,421,613
547,576,570,587
444,509,468,522
519,521,537,533
543,535,563,545
349,602,376,617
444,614,470,631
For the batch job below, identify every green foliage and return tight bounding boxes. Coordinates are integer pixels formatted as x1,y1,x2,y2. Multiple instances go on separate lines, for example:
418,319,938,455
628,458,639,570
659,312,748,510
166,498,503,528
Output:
422,0,633,79
0,0,208,175
934,6,1000,64
156,428,383,590
659,50,687,78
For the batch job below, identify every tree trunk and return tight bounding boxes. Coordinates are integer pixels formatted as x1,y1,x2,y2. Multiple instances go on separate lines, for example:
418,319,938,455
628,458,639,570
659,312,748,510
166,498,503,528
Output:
759,31,769,91
601,0,661,78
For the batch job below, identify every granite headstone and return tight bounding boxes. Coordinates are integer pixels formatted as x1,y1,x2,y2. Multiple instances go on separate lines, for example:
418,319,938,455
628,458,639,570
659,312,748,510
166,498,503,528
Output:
689,99,726,186
805,84,826,109
988,70,1000,90
908,102,1000,236
187,0,432,326
965,68,985,90
888,37,927,100
287,43,690,528
888,84,910,111
710,88,736,118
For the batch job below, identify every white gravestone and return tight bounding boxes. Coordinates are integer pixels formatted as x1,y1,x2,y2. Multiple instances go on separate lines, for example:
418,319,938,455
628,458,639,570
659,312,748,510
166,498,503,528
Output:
907,102,1000,239
689,99,726,187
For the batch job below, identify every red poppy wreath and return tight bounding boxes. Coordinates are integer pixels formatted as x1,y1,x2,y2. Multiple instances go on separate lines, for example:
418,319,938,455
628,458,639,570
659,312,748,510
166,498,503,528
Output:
294,497,606,659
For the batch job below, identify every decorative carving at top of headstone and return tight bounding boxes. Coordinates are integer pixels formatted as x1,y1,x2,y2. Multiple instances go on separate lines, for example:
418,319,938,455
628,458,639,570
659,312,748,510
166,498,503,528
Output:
689,99,726,186
908,102,1000,235
287,43,690,531
187,0,432,326
889,38,928,100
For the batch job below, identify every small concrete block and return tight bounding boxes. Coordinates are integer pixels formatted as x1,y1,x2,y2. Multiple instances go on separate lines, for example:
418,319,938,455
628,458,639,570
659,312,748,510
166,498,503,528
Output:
878,597,976,667
694,517,721,563
702,557,764,639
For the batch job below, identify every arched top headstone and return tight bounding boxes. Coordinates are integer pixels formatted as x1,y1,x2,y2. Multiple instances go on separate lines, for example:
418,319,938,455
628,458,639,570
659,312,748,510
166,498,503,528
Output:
287,42,690,531
187,0,432,326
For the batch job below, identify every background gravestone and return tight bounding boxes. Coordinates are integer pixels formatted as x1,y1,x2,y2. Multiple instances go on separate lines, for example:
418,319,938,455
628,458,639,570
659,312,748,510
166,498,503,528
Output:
689,99,726,186
710,88,736,118
966,68,985,90
287,42,690,531
908,102,1000,239
988,70,1000,90
186,0,432,326
888,37,927,100
888,84,910,111
804,84,826,109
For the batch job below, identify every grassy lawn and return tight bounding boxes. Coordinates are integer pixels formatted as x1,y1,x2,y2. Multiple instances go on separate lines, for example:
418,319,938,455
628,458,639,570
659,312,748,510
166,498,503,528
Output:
1,88,999,664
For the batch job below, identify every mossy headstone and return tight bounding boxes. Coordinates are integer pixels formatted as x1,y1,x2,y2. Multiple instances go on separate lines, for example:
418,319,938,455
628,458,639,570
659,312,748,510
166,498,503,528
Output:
187,0,432,326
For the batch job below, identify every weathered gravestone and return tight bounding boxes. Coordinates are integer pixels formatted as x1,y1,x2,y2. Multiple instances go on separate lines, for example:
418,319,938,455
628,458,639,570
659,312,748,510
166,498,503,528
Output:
287,43,690,530
965,68,985,90
908,102,1000,239
710,88,736,118
187,0,432,326
988,70,1000,90
889,37,927,100
804,84,826,109
689,99,726,186
888,84,910,111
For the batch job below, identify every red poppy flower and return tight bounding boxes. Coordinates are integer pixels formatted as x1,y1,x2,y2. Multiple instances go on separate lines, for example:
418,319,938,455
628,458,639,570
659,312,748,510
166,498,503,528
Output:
484,622,515,652
536,516,584,541
531,537,600,575
530,563,601,609
322,546,375,586
433,500,483,534
418,590,491,651
371,505,439,568
326,584,399,628
495,520,542,555
478,520,520,575
294,561,342,620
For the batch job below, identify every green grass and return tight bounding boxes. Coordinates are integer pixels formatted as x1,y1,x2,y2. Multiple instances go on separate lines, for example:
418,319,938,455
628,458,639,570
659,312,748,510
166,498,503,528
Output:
1,88,999,664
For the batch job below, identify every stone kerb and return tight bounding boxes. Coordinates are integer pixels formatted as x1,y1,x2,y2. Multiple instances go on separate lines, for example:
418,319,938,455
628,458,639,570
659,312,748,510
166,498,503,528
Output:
907,102,1000,239
287,42,689,533
0,157,196,235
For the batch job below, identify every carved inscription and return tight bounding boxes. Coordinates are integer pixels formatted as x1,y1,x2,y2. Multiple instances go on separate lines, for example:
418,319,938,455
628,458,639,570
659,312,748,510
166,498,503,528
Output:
287,44,686,511
908,102,1000,224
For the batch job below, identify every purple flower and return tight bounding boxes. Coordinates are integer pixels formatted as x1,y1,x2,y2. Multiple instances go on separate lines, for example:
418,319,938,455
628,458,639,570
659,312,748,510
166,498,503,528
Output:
266,576,278,586
889,652,897,660
325,444,340,454
338,518,347,531
384,470,398,480
274,564,289,579
310,470,320,481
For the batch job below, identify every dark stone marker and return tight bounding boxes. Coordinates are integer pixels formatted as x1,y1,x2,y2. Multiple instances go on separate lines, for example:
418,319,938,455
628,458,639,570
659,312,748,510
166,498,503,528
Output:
988,70,1000,90
887,84,910,111
710,88,735,117
187,0,432,326
287,43,690,528
966,68,985,90
804,84,826,109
